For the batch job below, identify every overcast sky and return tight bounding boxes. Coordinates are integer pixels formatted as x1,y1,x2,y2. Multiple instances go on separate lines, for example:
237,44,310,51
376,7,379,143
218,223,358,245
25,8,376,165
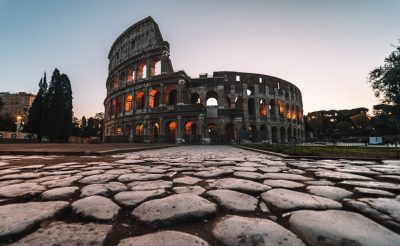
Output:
0,0,399,117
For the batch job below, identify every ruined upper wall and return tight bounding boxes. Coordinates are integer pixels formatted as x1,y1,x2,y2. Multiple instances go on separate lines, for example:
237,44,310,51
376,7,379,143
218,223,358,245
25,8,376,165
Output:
108,16,167,72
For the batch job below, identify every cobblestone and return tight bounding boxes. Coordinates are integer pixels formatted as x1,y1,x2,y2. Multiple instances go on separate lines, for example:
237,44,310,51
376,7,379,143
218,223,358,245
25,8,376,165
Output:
0,145,399,245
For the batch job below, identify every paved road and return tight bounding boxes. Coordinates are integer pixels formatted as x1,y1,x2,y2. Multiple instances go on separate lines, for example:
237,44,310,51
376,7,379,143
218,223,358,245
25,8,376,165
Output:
0,146,399,245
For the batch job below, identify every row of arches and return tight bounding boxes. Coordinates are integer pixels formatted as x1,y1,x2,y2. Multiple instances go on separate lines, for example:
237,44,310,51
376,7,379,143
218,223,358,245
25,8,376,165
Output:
111,58,162,90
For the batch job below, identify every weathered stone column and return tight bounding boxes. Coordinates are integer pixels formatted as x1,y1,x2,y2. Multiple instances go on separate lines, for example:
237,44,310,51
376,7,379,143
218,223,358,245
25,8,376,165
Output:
198,114,204,143
177,80,185,105
176,116,182,143
146,57,151,79
159,83,164,107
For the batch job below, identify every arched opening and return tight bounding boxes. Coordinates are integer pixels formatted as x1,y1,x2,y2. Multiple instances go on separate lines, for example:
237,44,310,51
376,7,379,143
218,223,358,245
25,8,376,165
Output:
293,128,297,142
272,127,277,142
269,99,276,116
150,122,159,142
247,87,254,96
260,125,268,141
136,91,145,109
111,99,116,115
125,125,132,140
125,94,133,112
207,123,219,144
166,121,176,143
116,96,123,114
259,98,267,116
248,98,255,115
127,67,135,82
149,89,159,108
184,120,197,143
168,89,177,105
249,124,258,142
280,126,286,143
206,91,218,107
286,103,291,119
225,123,235,143
151,58,161,76
287,127,292,142
135,124,144,136
225,97,231,108
113,77,118,90
138,63,147,79
278,100,284,116
190,93,201,104
235,96,243,109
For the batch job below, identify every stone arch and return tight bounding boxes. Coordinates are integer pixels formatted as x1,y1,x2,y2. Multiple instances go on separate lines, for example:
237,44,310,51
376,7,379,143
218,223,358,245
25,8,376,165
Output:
287,127,292,142
136,91,145,109
259,98,267,116
260,125,268,141
190,93,201,104
249,124,258,142
149,89,160,108
272,127,278,142
280,126,286,143
235,96,243,109
206,91,219,107
125,94,133,112
225,96,231,108
269,99,276,115
150,121,159,142
167,89,177,105
207,123,219,144
166,121,176,143
138,62,147,79
225,123,235,143
247,86,254,96
248,98,255,115
135,123,144,136
151,58,161,76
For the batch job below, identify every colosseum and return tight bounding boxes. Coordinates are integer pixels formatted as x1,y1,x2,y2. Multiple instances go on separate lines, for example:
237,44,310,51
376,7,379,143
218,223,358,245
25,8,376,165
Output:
104,17,305,144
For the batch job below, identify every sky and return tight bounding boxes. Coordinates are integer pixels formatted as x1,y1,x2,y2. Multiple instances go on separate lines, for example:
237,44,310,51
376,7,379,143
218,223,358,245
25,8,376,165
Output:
0,0,399,118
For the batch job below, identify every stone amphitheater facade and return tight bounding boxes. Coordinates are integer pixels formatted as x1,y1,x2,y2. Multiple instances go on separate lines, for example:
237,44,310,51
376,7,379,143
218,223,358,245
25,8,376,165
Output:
104,17,305,144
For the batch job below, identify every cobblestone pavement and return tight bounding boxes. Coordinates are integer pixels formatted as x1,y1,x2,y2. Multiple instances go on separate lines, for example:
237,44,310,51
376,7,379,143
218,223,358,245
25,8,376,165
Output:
0,146,400,245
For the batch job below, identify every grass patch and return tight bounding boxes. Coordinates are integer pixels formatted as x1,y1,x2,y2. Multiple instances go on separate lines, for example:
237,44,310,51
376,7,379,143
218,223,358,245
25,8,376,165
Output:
242,144,399,159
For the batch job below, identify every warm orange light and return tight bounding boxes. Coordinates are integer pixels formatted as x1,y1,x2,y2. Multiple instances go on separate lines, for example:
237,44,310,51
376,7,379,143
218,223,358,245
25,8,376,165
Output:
149,89,158,108
169,122,176,131
125,95,133,112
278,100,284,113
185,121,193,135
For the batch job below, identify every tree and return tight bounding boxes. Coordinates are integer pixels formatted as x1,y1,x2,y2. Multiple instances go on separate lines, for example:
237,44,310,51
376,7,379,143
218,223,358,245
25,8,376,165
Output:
42,69,73,142
368,42,400,108
28,73,47,140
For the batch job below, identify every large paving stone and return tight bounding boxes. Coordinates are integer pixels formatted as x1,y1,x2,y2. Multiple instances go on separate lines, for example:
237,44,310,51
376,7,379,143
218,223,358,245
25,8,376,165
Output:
261,189,342,211
41,186,79,200
0,183,46,198
306,186,353,201
172,176,202,185
263,173,312,181
354,187,395,197
289,210,400,246
193,168,233,178
233,171,265,180
209,178,271,193
173,186,206,195
132,194,217,227
339,180,400,191
79,174,117,184
206,189,258,212
41,176,82,188
117,230,209,246
114,189,167,206
81,182,127,197
212,215,305,246
263,179,304,189
118,173,164,182
72,195,120,221
11,222,112,246
315,170,373,180
0,201,69,238
128,180,172,191
359,198,400,222
0,173,42,181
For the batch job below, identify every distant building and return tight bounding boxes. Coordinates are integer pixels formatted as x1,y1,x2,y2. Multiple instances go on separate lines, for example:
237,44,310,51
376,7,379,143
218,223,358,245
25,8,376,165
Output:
0,92,36,124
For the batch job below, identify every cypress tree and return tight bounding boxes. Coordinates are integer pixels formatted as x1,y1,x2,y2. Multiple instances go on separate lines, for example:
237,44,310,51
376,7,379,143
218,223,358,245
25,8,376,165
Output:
60,73,73,142
28,73,47,141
